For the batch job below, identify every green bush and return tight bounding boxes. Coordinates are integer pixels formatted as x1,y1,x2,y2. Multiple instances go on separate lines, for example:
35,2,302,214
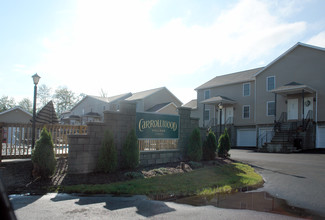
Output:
187,128,202,161
121,129,139,169
202,131,217,160
31,127,56,178
217,128,231,158
96,129,117,173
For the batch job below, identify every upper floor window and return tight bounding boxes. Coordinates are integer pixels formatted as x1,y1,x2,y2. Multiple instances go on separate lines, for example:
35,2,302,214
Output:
267,101,275,116
204,90,210,100
267,76,275,91
243,83,250,96
243,105,250,119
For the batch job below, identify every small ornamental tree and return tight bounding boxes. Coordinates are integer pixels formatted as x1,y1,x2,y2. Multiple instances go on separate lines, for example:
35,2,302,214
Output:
217,128,231,158
121,129,139,169
187,128,202,161
96,129,117,173
31,127,56,178
203,131,217,160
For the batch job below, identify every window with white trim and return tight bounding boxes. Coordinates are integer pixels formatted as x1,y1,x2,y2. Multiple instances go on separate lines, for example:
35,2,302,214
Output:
243,105,250,119
204,90,210,100
267,76,275,91
204,109,210,121
267,101,275,116
243,83,250,96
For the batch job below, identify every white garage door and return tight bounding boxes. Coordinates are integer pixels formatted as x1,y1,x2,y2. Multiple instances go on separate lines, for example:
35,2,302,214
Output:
237,129,256,147
316,126,325,148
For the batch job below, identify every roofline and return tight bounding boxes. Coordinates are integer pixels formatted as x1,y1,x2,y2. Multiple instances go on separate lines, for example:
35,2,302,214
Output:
0,106,33,116
254,42,325,77
126,87,165,101
155,102,178,113
195,78,255,91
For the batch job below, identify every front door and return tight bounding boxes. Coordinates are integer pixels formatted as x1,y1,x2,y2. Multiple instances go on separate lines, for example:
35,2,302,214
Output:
303,97,313,119
225,107,234,124
287,98,298,120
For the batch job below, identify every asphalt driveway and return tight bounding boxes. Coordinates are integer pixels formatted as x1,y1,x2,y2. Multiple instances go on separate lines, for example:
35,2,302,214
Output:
230,149,325,217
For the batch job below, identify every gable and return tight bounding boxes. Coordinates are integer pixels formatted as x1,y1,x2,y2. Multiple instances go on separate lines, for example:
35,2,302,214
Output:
0,107,32,123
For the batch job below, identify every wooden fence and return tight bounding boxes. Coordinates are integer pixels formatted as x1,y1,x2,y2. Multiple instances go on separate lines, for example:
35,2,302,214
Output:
0,123,87,160
138,139,178,151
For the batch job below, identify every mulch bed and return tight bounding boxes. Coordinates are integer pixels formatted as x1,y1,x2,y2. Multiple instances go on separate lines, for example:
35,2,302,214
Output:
0,157,233,195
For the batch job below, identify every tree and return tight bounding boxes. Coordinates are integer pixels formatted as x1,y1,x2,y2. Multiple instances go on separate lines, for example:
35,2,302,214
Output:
217,128,231,158
96,129,118,173
203,130,217,160
18,98,33,113
31,127,56,178
99,88,108,98
187,128,202,161
121,129,139,169
53,87,77,115
38,84,52,108
0,96,15,112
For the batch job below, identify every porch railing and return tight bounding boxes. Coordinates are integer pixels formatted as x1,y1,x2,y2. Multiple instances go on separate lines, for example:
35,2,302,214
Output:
0,123,87,160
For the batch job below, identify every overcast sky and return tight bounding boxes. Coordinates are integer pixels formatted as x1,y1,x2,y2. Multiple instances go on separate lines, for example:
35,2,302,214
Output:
1,0,325,104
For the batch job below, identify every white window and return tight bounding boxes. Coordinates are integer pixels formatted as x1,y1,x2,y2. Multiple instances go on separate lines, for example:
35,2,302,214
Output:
243,83,250,96
243,105,250,119
267,101,275,116
267,76,275,91
204,90,210,100
204,109,210,121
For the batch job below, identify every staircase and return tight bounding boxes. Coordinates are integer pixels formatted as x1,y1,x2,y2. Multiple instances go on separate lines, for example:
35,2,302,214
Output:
262,122,297,153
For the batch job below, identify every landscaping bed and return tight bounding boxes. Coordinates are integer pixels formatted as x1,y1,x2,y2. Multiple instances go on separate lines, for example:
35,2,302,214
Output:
1,157,262,196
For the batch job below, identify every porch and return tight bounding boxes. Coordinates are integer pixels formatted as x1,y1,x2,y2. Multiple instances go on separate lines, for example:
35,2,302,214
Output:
261,82,316,152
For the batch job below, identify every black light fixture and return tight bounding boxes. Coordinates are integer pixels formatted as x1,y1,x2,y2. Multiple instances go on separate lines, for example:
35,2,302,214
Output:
218,102,223,136
32,73,41,149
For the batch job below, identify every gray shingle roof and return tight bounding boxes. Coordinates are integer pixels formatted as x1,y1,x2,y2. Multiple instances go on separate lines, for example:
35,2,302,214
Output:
182,99,197,109
90,93,132,103
125,87,165,101
146,102,171,112
196,67,264,90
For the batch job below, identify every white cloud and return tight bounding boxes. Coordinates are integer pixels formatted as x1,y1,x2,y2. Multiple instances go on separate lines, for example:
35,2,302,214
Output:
307,31,325,47
37,0,307,102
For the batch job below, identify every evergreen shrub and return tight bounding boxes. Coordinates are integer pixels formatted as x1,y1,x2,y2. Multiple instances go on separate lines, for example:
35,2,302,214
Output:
217,128,231,158
202,131,217,160
121,129,139,169
187,128,202,161
31,127,56,178
96,129,117,173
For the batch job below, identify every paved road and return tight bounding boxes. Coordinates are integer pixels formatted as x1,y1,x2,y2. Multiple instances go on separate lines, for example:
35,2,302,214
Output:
10,193,300,220
230,149,325,217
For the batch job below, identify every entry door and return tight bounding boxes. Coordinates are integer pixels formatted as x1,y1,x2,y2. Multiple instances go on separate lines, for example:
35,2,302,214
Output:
303,97,313,119
287,99,298,120
225,107,234,124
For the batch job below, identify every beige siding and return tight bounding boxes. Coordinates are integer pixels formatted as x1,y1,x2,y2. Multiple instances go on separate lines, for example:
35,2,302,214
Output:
68,96,108,119
255,45,325,124
197,81,255,127
144,89,182,111
0,109,32,123
156,103,178,115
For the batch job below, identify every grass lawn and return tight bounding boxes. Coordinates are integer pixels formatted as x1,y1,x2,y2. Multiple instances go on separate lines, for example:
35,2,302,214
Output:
53,163,263,196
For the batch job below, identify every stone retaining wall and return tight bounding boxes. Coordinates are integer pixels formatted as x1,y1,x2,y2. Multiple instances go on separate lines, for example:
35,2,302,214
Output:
140,149,181,166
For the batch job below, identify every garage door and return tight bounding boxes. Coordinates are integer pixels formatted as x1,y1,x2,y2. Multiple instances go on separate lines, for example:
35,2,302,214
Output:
316,126,325,148
237,129,256,147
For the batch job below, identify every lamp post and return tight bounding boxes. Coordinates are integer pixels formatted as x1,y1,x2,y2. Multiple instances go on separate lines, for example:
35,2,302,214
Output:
32,73,41,149
218,102,223,137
